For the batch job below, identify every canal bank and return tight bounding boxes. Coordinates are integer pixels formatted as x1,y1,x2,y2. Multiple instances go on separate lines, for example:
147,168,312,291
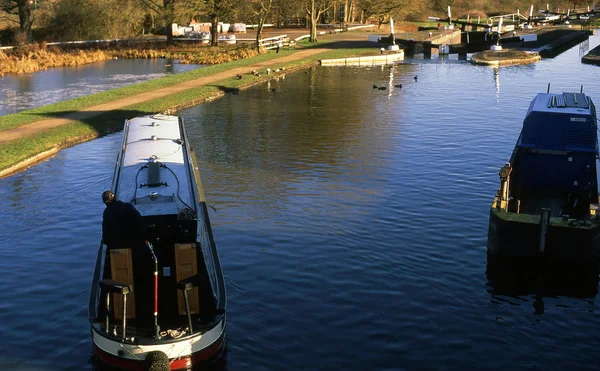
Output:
0,34,378,178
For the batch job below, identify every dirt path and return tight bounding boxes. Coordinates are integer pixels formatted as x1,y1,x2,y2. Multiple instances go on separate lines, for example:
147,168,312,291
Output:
0,47,338,144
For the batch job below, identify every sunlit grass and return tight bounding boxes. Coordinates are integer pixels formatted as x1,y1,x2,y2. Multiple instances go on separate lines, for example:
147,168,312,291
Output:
0,121,99,172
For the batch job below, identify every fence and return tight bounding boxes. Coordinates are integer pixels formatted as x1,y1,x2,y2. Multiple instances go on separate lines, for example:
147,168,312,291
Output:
258,35,290,50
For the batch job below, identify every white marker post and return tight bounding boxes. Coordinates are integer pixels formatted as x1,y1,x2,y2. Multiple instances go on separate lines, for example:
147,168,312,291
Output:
388,18,400,51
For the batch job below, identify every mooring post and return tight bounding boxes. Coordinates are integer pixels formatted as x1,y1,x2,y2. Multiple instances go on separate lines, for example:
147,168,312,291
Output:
498,162,512,211
424,43,432,58
539,208,551,254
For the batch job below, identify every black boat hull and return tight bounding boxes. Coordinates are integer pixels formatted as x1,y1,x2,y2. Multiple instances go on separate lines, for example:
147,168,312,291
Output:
487,209,600,262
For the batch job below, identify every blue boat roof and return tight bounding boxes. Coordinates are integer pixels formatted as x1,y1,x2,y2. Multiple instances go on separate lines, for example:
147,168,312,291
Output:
519,92,598,153
529,92,594,115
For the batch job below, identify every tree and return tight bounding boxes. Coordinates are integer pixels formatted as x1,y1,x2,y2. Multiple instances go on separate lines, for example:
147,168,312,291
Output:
138,0,176,43
41,0,146,41
173,0,235,46
357,0,423,26
305,0,334,42
1,0,34,43
249,0,273,51
271,0,304,27
163,0,175,43
204,0,236,46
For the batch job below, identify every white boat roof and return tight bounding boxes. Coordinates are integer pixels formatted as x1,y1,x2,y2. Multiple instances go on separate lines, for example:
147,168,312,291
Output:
114,114,196,217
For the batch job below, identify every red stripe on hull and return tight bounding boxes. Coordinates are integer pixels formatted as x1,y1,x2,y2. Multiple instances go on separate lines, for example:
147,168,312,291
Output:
93,331,225,370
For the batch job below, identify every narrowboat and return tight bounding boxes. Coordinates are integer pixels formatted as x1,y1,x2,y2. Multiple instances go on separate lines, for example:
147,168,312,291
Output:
487,90,600,261
89,114,226,370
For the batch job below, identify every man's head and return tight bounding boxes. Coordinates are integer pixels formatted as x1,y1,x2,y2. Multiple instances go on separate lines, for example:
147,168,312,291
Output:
102,190,115,206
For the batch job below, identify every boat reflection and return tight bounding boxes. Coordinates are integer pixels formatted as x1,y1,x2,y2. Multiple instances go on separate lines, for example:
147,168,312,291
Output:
486,253,599,313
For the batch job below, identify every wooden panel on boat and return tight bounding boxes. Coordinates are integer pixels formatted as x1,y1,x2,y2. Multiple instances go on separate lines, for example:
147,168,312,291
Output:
175,243,199,315
110,249,136,319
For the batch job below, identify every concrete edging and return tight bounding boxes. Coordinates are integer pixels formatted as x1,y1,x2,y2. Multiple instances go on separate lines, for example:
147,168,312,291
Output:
582,43,600,66
320,52,404,66
470,51,541,66
0,147,59,178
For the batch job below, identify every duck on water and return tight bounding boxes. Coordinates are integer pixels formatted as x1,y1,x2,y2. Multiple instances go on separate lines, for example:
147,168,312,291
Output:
88,114,226,370
488,88,600,261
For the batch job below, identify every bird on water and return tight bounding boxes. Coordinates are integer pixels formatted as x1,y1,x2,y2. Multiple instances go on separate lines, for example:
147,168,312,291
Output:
414,75,418,81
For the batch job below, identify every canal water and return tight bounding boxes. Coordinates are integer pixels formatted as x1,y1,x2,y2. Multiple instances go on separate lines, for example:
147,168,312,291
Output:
0,59,201,116
1,33,600,370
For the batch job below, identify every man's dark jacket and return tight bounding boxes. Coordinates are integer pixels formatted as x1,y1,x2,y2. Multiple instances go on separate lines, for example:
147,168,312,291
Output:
102,200,145,249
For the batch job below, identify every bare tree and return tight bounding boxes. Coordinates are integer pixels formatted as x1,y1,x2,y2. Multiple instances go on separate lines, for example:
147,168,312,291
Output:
305,0,334,42
249,0,273,51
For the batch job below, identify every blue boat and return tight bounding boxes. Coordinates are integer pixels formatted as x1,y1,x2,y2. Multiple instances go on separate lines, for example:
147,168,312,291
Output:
488,91,600,261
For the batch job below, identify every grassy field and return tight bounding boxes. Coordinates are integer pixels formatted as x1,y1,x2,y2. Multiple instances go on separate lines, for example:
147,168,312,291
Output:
0,40,378,174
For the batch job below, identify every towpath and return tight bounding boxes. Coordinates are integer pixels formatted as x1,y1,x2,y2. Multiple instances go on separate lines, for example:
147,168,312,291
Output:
0,48,326,143
0,31,373,144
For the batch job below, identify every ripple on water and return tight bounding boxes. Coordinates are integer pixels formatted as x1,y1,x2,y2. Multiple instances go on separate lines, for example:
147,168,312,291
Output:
3,35,600,370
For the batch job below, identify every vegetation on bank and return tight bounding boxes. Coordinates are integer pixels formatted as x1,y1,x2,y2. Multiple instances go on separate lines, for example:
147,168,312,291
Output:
0,42,377,174
110,44,260,64
0,43,261,77
0,44,108,76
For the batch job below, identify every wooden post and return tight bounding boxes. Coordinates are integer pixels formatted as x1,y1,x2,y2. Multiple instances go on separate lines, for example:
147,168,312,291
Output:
539,208,551,254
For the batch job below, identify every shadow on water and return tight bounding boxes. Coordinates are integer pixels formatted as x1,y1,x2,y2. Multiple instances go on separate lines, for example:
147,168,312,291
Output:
213,85,240,95
486,253,599,314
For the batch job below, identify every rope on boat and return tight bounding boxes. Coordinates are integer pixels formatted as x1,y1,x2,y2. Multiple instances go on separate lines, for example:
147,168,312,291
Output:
159,326,188,339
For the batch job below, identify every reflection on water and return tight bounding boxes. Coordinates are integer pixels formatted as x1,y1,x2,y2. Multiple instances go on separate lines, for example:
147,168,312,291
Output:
0,33,600,370
494,67,500,102
486,254,599,304
0,58,202,116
